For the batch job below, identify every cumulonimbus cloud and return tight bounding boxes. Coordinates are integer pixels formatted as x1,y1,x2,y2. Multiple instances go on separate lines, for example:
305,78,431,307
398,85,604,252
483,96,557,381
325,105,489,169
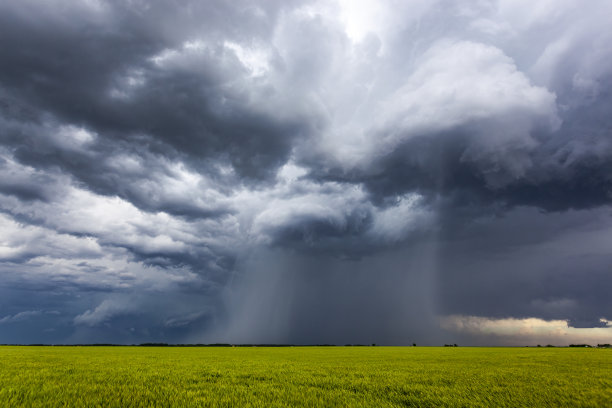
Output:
1,0,612,344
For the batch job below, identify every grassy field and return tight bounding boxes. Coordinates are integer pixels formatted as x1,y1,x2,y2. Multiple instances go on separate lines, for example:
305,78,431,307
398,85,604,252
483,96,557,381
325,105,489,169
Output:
0,346,610,407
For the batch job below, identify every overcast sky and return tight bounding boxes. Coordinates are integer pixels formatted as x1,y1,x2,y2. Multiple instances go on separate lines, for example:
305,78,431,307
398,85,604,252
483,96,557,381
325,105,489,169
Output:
1,0,612,346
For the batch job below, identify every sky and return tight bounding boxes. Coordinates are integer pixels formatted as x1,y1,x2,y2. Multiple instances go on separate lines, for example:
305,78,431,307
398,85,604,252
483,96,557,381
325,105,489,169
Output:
1,0,612,346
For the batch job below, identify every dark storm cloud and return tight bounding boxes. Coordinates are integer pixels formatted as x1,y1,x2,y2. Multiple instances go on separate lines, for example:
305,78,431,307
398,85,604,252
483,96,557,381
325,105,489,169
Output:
259,203,372,250
433,206,612,330
292,2,612,218
0,0,308,196
308,122,612,215
210,246,443,345
2,0,612,345
301,49,612,217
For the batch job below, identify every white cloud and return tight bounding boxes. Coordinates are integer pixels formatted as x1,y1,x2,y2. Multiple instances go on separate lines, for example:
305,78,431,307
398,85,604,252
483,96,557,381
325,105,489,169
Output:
320,39,560,183
368,194,432,242
249,178,369,244
441,315,612,346
0,212,102,262
223,41,271,77
496,0,579,30
336,0,434,46
49,125,96,152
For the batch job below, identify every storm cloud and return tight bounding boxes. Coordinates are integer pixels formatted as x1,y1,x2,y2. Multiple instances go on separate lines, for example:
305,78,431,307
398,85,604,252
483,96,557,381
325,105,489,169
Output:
1,0,612,345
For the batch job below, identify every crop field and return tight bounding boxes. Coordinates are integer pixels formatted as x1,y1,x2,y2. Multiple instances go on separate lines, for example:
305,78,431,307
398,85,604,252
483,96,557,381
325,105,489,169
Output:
0,346,610,407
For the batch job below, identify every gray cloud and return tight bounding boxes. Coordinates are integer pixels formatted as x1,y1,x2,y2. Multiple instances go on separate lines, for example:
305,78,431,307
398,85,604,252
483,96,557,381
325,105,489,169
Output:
1,0,612,345
0,310,43,324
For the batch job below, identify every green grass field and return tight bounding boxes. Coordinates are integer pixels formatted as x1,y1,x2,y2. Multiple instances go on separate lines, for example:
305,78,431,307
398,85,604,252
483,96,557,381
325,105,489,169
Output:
0,346,610,407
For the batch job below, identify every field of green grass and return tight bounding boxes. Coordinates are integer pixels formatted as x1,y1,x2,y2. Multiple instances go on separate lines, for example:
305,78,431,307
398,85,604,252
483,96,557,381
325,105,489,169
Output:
0,346,610,407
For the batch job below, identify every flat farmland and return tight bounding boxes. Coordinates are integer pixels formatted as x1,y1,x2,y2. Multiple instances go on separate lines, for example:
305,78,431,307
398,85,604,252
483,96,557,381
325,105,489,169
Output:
0,346,610,407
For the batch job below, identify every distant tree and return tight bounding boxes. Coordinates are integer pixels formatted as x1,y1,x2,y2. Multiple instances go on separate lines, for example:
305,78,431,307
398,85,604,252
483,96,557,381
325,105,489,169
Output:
413,343,416,347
